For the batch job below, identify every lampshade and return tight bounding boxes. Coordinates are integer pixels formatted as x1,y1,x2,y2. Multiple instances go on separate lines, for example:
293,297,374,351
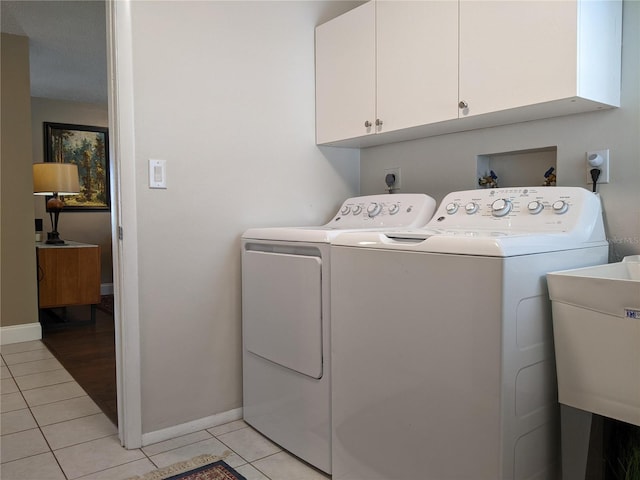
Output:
33,163,80,195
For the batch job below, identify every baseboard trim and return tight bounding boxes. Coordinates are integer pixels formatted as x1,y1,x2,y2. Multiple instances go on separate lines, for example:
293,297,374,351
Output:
141,407,243,447
0,322,42,345
101,283,114,296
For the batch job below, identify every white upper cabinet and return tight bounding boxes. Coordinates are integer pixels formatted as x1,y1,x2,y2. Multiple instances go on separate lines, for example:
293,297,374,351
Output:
315,0,458,145
458,0,622,118
315,0,622,148
376,1,458,133
315,2,376,145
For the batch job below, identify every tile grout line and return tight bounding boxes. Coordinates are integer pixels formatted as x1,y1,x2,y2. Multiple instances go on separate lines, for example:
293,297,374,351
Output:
211,433,253,467
212,429,279,479
1,382,70,480
21,342,135,479
30,403,106,427
48,424,118,452
2,343,77,479
75,457,149,480
1,351,56,366
29,343,85,480
3,342,314,480
0,344,50,358
15,376,78,393
23,345,71,480
247,450,281,480
25,343,122,480
6,366,66,378
143,430,233,470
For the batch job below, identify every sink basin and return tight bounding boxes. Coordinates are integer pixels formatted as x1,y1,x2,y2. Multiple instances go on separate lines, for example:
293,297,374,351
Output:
547,256,640,427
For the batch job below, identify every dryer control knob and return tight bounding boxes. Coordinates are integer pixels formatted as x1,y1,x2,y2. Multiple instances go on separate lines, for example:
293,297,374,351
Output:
527,201,544,215
367,202,382,217
465,202,479,214
552,200,569,214
388,204,400,215
491,198,512,217
445,202,459,215
341,205,351,215
352,205,363,215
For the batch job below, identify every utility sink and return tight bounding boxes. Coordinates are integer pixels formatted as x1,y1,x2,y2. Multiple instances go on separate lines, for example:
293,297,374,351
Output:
547,256,640,427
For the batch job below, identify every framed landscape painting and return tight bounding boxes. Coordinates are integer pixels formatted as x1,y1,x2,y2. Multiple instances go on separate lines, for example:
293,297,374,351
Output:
44,122,110,211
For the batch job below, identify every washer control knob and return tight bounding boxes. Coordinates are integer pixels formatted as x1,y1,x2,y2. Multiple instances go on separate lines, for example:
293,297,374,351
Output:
388,204,400,215
465,202,479,215
340,205,351,215
367,202,382,217
491,198,512,217
352,205,363,215
527,201,544,215
445,202,459,215
552,200,569,214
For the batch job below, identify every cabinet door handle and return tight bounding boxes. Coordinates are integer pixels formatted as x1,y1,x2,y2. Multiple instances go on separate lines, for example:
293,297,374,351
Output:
364,120,372,128
458,100,469,109
375,118,383,127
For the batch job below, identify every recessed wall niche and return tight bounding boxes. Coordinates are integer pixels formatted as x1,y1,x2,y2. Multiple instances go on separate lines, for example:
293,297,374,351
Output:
476,146,557,189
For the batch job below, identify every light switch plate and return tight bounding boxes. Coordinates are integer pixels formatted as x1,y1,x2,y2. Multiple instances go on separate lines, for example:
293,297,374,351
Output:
149,159,166,189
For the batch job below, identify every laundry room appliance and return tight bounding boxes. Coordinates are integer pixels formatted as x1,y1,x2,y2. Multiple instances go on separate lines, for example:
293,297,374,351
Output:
330,187,608,480
242,193,437,474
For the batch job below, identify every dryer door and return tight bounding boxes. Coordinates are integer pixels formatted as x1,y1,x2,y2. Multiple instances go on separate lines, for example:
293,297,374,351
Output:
243,250,323,379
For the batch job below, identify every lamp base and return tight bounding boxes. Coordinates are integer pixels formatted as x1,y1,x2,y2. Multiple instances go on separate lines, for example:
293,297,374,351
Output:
46,232,65,245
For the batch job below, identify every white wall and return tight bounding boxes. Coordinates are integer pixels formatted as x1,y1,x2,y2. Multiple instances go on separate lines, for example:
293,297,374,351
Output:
122,1,360,433
360,0,640,261
31,97,112,284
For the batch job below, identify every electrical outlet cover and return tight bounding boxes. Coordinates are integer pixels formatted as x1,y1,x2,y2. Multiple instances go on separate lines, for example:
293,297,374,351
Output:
586,150,609,185
384,167,401,191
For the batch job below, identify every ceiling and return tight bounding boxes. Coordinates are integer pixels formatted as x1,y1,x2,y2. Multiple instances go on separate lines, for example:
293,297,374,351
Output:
1,0,108,105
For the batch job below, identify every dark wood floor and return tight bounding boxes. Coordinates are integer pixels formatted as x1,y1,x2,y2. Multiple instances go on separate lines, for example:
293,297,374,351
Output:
40,301,118,426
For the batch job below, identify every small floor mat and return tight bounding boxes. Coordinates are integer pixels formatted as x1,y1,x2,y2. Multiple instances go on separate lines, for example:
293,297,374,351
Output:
127,456,247,480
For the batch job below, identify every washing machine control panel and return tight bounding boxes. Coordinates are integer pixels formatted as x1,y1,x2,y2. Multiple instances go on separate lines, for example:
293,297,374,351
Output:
428,187,602,234
329,193,436,228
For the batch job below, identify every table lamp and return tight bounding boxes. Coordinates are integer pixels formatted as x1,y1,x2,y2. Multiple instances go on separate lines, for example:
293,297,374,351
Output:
33,163,80,244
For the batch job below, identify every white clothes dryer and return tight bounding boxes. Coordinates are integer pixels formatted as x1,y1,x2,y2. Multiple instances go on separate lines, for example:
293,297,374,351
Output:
330,187,609,480
241,193,437,474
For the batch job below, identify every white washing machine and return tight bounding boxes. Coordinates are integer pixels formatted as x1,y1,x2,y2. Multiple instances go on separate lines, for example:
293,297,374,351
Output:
242,193,437,474
330,187,609,480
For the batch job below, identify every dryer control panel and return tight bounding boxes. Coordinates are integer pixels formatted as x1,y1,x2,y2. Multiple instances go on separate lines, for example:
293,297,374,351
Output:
428,187,604,235
328,193,436,228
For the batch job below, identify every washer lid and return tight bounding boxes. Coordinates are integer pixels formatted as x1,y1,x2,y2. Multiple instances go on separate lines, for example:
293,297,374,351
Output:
242,193,436,242
242,225,398,243
335,229,608,256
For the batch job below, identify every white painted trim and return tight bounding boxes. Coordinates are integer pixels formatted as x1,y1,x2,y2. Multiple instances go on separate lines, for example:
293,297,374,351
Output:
100,283,114,296
141,408,243,447
107,0,143,449
0,323,42,345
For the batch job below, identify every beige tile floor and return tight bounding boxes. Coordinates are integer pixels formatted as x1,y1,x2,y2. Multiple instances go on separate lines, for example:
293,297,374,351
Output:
1,340,330,480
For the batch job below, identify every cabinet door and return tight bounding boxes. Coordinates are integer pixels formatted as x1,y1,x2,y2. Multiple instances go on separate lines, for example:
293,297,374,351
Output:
38,246,101,308
376,0,458,131
315,1,375,144
459,0,578,117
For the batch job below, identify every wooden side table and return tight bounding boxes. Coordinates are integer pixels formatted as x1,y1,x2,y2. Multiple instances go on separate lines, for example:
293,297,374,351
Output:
36,241,101,325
